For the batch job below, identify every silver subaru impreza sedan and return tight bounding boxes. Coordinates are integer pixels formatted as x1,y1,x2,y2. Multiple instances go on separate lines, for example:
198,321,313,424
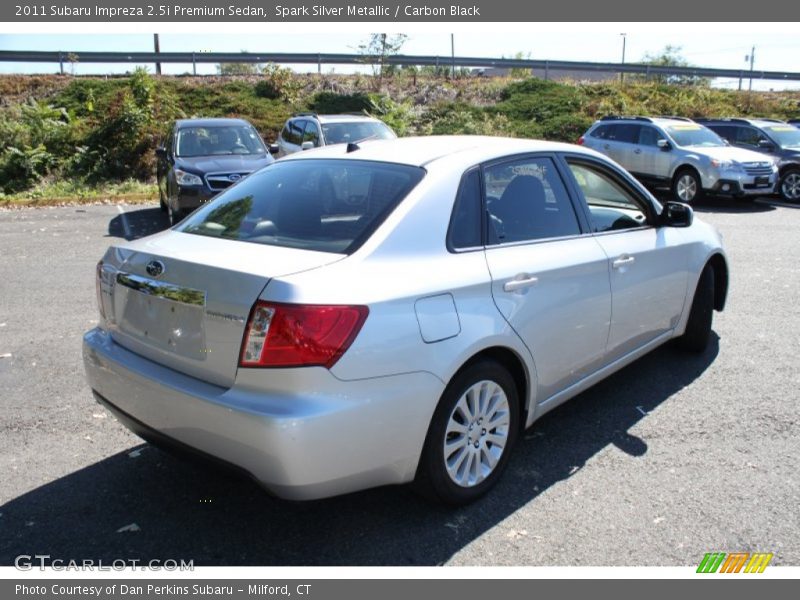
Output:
83,136,729,504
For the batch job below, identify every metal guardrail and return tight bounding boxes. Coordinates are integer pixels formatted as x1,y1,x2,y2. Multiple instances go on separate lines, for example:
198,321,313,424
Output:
1,50,798,82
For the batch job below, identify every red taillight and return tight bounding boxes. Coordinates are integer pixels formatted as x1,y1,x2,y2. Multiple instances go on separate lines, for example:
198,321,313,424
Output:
239,301,368,369
577,136,585,146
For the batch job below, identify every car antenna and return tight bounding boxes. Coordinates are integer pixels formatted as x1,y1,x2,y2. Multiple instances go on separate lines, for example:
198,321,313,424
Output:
346,142,360,153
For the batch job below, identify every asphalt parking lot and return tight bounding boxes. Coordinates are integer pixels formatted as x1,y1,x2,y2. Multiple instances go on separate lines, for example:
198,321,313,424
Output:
0,196,798,567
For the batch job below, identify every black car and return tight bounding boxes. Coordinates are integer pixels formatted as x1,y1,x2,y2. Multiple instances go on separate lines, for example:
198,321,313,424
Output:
696,118,800,202
156,118,275,224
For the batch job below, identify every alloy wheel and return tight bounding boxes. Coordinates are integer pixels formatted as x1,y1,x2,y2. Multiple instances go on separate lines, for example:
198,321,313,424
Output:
781,172,800,201
443,379,511,487
676,174,698,202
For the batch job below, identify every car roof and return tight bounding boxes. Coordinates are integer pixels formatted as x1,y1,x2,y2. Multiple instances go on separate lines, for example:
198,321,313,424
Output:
175,118,253,128
292,113,383,124
696,117,789,128
279,135,602,168
594,116,696,127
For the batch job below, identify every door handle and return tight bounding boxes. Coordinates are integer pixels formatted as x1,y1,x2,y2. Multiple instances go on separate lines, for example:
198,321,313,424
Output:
504,274,539,293
603,144,611,149
633,148,642,154
612,255,636,269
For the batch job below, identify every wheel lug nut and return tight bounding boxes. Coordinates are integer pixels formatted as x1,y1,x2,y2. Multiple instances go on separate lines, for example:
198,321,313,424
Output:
482,429,486,435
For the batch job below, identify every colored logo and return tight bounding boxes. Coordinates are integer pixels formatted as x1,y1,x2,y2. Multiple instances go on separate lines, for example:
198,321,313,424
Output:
697,552,773,573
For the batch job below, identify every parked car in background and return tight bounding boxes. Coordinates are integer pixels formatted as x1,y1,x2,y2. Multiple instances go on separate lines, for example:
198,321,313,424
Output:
85,136,728,504
788,119,800,128
697,118,800,202
156,118,274,225
276,112,396,157
579,116,777,203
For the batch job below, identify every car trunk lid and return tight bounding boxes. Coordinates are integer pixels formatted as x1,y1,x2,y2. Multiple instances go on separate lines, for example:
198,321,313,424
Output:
102,231,343,388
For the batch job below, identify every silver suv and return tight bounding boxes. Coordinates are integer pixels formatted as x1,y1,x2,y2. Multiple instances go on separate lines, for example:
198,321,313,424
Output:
276,113,396,157
579,116,778,202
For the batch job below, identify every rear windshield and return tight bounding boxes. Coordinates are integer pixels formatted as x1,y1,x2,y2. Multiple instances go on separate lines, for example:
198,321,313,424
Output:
178,159,425,254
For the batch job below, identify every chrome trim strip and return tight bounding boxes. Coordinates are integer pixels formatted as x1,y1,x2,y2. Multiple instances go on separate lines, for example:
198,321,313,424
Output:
115,273,206,307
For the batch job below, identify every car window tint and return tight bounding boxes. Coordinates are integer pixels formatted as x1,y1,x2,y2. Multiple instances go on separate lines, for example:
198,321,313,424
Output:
321,122,395,145
281,122,296,145
708,125,735,142
302,122,321,146
448,169,482,250
590,124,610,139
178,159,425,255
567,162,648,233
607,124,640,143
638,126,664,146
736,126,767,146
484,157,580,244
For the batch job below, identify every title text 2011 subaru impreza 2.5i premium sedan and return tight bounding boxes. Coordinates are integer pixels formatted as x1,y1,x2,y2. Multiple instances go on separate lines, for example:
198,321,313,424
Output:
83,136,729,505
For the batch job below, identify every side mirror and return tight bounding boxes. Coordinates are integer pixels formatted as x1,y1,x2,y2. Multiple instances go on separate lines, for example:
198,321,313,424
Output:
657,139,671,151
661,201,693,228
757,139,775,152
155,147,167,158
301,141,315,151
268,144,280,155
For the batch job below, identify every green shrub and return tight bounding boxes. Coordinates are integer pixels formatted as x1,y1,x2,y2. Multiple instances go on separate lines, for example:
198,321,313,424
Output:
309,91,372,114
0,145,55,193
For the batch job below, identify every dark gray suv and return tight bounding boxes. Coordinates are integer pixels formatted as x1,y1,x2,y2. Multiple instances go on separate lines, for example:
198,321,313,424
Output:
697,118,800,202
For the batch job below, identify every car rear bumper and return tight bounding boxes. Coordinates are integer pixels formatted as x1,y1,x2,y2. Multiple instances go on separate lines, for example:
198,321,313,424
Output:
82,327,443,500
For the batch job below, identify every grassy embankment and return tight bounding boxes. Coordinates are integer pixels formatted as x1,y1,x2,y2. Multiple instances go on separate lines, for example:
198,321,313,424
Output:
1,70,798,206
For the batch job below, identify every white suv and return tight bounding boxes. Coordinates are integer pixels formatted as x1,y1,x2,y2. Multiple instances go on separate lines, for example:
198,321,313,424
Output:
579,116,778,202
276,113,396,157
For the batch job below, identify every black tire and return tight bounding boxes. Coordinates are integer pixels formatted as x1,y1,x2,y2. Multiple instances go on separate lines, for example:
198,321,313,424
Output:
779,168,800,202
676,265,715,353
414,359,520,505
672,168,703,204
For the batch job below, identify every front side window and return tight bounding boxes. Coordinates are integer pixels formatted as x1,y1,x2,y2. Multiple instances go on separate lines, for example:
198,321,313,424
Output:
179,159,425,254
638,126,665,147
735,127,769,147
566,161,648,233
484,157,580,244
302,122,321,146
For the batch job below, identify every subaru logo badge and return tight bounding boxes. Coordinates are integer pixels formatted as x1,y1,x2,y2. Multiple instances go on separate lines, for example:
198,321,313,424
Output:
228,174,242,182
146,260,165,278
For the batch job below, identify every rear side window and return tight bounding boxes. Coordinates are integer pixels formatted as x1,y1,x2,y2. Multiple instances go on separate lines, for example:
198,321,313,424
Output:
484,157,581,244
590,124,611,139
179,159,425,254
607,124,640,143
448,169,483,250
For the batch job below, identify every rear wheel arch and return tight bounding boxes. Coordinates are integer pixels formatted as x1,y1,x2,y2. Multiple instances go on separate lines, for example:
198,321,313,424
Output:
449,346,531,431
